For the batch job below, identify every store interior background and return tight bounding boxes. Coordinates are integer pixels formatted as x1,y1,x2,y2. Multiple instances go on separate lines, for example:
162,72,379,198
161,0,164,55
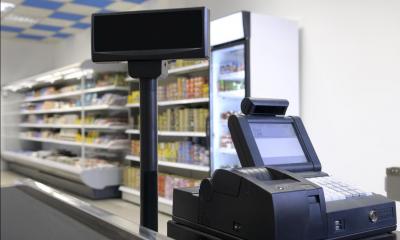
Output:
1,0,399,219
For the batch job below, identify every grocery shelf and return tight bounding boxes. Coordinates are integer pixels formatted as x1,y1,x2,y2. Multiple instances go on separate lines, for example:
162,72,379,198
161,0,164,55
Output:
158,98,209,106
22,86,129,103
20,107,82,115
83,124,129,130
125,155,140,161
23,90,82,102
20,105,127,114
125,155,210,172
125,77,139,82
125,129,140,135
20,136,129,150
126,129,206,137
126,103,140,108
84,140,129,150
218,89,245,99
158,131,206,137
219,71,245,81
20,136,82,147
1,151,121,189
83,105,127,111
19,123,82,129
219,147,237,155
168,62,209,75
19,123,128,130
119,186,172,215
126,98,209,108
84,85,129,94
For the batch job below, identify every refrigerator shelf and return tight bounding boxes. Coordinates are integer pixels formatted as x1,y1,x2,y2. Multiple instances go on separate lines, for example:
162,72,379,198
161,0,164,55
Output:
19,136,129,150
125,155,210,172
19,123,129,130
22,86,129,103
219,71,245,81
1,151,121,189
158,98,209,106
125,129,206,137
218,90,245,99
219,147,237,155
21,105,127,114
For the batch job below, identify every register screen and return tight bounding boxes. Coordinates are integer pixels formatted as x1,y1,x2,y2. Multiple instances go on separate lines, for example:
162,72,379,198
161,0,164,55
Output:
249,123,307,165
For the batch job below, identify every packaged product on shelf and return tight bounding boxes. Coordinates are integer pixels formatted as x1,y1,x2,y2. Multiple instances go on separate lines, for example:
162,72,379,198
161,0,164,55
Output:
84,115,128,126
169,59,207,69
21,99,80,112
219,61,245,74
15,150,118,169
122,166,201,200
220,134,234,149
127,91,140,104
85,72,127,89
85,131,128,146
84,93,127,106
218,80,244,91
131,140,209,166
158,76,209,101
57,129,79,141
58,84,80,93
158,107,208,132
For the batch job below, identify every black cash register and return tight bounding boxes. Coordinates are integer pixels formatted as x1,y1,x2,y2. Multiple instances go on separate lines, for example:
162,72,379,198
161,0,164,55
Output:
168,98,397,240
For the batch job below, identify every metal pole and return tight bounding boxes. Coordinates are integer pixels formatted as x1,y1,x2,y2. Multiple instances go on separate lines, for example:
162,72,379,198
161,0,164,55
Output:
139,77,158,231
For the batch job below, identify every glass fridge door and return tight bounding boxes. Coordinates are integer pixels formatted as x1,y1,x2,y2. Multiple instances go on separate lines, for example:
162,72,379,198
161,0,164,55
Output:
210,43,246,171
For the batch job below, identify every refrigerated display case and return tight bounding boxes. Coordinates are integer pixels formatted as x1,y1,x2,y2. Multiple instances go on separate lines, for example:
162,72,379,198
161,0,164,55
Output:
210,12,299,171
211,43,247,170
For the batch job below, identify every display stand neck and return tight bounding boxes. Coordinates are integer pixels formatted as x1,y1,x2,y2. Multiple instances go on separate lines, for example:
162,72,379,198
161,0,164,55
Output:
128,60,167,232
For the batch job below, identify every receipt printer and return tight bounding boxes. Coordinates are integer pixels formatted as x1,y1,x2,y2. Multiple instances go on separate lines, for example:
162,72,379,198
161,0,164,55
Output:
167,98,397,240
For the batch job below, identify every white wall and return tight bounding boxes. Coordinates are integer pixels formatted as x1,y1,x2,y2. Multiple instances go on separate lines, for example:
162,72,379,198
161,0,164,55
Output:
1,38,57,85
2,0,399,203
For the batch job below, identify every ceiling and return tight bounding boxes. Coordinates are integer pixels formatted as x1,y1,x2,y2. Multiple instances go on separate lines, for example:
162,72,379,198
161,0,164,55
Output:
1,0,147,42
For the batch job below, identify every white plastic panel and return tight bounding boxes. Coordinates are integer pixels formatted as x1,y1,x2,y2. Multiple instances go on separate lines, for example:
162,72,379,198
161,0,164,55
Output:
210,12,244,46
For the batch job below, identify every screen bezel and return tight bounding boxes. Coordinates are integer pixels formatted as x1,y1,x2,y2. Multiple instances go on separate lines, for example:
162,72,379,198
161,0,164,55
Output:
91,7,209,62
228,115,321,172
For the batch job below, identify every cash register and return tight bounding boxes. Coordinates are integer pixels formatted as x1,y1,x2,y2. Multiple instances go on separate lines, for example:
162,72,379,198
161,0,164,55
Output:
167,98,397,240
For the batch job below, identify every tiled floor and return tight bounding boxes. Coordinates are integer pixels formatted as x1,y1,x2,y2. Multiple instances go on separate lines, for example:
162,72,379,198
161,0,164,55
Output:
0,170,171,235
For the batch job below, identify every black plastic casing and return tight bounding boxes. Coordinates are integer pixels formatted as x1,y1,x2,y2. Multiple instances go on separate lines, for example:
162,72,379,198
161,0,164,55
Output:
91,7,210,62
241,97,289,116
170,167,328,240
169,167,397,240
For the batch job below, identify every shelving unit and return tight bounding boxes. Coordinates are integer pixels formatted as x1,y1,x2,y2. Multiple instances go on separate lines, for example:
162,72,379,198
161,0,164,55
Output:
122,61,211,209
2,61,129,199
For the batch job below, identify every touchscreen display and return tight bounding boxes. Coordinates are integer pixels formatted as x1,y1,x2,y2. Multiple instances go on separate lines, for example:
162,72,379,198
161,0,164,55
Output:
93,10,204,52
249,123,307,165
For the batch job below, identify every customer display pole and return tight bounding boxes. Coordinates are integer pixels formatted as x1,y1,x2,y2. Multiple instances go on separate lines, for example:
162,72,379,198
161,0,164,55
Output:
91,7,209,232
128,61,167,231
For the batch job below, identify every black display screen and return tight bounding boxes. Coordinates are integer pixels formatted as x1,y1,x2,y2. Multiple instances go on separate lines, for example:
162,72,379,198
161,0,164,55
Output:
93,9,205,52
249,123,308,165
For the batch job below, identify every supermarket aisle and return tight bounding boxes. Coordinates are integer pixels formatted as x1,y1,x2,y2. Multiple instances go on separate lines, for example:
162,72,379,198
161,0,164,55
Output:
0,169,171,235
